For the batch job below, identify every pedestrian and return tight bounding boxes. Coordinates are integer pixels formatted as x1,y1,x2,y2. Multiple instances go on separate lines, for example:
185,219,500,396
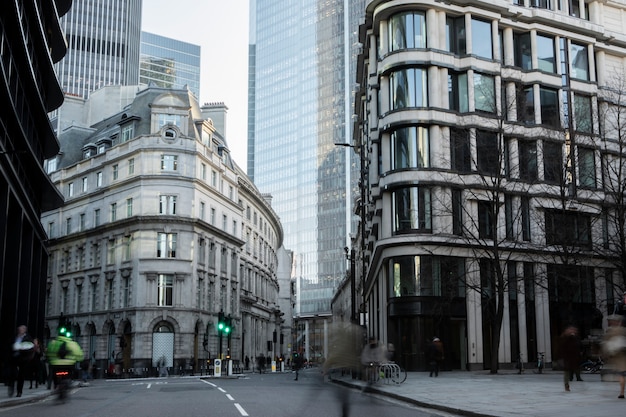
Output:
361,338,387,386
559,325,583,391
29,338,43,389
245,355,250,371
293,349,304,380
427,337,444,377
322,322,363,417
8,325,35,398
602,314,626,398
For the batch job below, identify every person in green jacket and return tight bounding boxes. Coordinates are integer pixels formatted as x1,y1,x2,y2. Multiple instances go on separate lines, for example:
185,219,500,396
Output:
46,326,84,396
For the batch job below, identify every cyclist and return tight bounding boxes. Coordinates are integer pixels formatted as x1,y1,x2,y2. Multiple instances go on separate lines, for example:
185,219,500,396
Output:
46,326,84,401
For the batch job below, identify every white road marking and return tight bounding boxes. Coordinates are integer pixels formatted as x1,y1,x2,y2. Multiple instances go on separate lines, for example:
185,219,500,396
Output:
234,403,249,416
226,394,234,400
218,387,226,393
146,383,151,389
200,380,217,387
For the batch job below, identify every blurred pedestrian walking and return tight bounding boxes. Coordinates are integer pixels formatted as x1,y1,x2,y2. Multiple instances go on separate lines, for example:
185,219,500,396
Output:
602,315,626,398
559,325,583,391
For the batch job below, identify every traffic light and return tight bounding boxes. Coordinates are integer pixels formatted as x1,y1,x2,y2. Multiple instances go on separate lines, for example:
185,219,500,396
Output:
217,311,225,334
223,315,232,335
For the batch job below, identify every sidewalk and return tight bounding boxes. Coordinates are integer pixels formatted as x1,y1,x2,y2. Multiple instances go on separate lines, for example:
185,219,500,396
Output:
330,370,622,417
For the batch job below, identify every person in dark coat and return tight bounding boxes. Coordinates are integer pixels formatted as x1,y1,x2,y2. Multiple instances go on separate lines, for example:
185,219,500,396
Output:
559,325,583,391
427,337,444,377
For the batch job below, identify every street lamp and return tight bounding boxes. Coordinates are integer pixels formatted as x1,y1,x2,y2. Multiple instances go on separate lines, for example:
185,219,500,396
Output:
335,141,367,325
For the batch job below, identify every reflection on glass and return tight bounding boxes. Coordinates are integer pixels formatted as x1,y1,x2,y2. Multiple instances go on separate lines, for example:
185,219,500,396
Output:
391,126,430,170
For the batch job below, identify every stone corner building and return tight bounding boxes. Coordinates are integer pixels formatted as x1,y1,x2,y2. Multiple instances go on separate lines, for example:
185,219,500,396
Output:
42,86,286,375
355,0,626,372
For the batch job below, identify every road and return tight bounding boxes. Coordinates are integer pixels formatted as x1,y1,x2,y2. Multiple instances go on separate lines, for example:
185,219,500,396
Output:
0,368,455,417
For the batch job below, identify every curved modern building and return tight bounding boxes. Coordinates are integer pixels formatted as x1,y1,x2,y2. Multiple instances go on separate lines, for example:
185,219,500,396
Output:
357,0,626,371
0,0,69,364
42,86,285,375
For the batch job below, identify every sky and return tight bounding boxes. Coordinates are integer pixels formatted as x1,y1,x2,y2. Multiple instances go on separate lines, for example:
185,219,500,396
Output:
142,0,250,172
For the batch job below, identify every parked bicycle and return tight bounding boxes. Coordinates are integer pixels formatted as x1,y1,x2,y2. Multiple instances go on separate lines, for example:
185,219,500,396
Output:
581,356,604,373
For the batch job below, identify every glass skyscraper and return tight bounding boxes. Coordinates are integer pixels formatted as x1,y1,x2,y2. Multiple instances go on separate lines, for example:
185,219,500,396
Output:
55,0,142,99
248,0,364,319
139,32,201,99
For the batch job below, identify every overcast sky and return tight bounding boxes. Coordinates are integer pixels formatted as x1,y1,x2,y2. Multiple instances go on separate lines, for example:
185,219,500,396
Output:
142,0,250,172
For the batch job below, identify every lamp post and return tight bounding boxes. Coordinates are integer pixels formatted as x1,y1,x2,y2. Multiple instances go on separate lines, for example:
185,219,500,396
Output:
335,141,367,325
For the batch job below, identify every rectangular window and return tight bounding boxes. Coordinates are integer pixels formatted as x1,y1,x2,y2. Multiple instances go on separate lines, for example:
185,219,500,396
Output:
513,32,532,69
543,141,562,183
200,201,206,220
390,68,428,109
446,16,466,55
157,274,174,306
157,232,177,258
536,34,556,73
448,72,469,112
574,94,592,133
68,182,74,197
94,209,101,227
107,239,116,265
388,11,427,51
121,124,134,142
476,130,499,175
471,18,492,59
233,220,238,236
505,194,514,240
128,158,135,175
126,198,133,217
210,208,216,225
112,164,119,180
79,213,85,231
82,177,88,192
578,147,596,188
66,217,72,235
161,154,178,171
452,189,463,235
540,87,560,128
122,277,130,307
519,140,538,181
110,202,117,222
521,196,531,241
391,126,430,170
222,215,228,230
159,195,177,215
392,186,432,233
48,222,55,238
479,201,495,239
123,235,132,261
517,85,535,124
545,211,591,247
211,170,217,187
201,163,207,180
474,73,495,113
106,279,114,310
570,43,589,81
97,171,103,187
451,128,471,172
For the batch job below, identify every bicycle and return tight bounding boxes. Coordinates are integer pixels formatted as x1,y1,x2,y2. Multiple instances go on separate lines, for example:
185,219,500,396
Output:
533,352,545,374
581,356,603,373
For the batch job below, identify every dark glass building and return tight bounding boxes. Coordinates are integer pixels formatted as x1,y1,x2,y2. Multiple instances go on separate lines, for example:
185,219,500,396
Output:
0,0,68,372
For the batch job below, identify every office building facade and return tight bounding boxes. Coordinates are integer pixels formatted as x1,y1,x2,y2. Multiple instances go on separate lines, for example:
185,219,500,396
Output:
356,0,626,371
55,0,142,99
140,31,201,99
0,0,69,365
42,86,286,375
248,0,365,361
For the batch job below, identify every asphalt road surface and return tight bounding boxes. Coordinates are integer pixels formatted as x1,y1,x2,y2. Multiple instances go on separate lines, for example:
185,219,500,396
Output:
0,368,454,417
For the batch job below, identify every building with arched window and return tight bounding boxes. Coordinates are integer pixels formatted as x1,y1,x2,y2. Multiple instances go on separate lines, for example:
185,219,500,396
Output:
42,85,288,376
354,0,626,372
